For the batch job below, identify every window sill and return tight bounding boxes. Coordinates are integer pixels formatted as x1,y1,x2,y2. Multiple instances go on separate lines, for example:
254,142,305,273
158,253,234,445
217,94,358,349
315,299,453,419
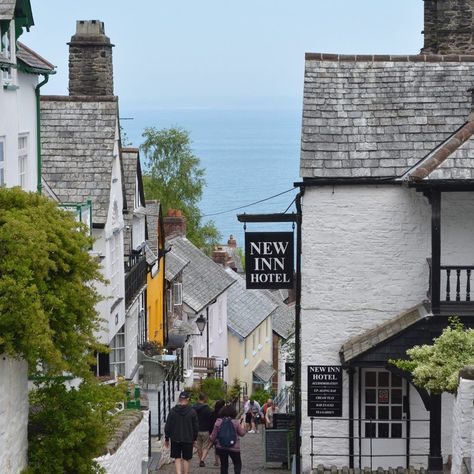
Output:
3,84,18,91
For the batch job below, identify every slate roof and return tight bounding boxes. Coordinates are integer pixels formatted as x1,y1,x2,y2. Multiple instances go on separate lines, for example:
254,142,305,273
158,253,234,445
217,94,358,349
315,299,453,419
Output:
226,269,277,340
41,96,118,225
145,200,160,254
17,42,55,73
167,236,235,313
271,301,294,340
165,249,189,282
340,304,429,364
253,360,276,383
301,54,474,179
0,0,16,20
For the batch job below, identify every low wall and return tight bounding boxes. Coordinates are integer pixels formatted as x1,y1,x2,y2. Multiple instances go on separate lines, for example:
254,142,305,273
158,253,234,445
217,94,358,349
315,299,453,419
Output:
0,355,28,474
95,410,149,474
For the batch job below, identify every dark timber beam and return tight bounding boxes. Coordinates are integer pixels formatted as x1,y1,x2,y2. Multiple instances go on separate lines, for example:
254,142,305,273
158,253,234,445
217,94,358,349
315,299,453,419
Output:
431,190,441,315
237,213,298,223
428,393,443,472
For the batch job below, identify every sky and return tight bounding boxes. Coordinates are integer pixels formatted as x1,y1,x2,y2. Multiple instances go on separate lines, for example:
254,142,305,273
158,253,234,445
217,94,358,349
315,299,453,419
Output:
27,0,424,110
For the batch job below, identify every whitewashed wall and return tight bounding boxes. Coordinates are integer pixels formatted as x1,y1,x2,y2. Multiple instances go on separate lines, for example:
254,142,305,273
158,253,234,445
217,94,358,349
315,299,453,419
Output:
0,356,28,474
301,185,432,471
125,295,140,379
95,411,149,474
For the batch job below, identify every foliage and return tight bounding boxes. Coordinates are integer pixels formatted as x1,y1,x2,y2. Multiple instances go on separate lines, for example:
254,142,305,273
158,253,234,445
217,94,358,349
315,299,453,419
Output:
141,127,221,252
25,379,126,474
390,317,474,394
251,388,273,406
139,340,163,357
0,188,105,377
202,377,227,401
227,378,242,403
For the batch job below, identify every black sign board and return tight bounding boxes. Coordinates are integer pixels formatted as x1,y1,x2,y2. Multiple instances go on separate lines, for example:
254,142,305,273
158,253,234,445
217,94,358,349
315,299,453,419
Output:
307,365,343,417
273,413,295,430
285,362,295,382
245,232,294,289
264,429,291,465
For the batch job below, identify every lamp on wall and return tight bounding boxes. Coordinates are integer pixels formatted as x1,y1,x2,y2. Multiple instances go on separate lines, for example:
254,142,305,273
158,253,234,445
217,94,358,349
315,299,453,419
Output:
195,314,207,335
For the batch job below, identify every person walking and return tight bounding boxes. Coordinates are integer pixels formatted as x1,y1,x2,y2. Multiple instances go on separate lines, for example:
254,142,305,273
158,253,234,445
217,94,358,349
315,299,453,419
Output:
209,403,247,474
242,395,251,431
265,402,276,429
192,393,214,467
164,391,199,474
248,399,262,433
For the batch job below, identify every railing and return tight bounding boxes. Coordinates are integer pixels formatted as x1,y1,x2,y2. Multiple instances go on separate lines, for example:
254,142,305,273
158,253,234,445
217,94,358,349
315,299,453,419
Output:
310,417,429,471
125,254,147,308
440,265,474,302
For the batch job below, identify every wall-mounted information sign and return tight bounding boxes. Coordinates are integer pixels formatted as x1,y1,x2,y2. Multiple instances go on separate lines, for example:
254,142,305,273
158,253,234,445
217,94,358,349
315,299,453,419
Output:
245,232,294,289
307,365,343,417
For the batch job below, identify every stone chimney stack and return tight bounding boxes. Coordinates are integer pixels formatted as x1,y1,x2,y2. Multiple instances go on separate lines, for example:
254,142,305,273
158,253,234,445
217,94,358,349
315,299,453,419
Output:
68,20,114,96
422,0,474,54
163,209,187,238
212,247,228,267
227,235,237,248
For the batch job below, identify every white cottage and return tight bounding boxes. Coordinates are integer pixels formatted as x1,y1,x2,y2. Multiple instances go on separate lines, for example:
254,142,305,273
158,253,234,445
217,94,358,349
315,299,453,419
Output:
298,1,474,472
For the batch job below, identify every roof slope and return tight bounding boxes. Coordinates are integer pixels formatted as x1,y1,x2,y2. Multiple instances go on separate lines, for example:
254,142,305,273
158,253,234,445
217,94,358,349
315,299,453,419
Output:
226,269,277,339
301,54,474,179
41,96,118,225
168,236,235,313
165,249,189,282
261,289,294,339
17,42,55,73
145,200,160,254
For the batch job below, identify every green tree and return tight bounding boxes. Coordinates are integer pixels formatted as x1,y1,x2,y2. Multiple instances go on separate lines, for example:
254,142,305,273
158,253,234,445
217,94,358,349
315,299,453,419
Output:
0,187,105,377
141,127,220,251
390,317,474,393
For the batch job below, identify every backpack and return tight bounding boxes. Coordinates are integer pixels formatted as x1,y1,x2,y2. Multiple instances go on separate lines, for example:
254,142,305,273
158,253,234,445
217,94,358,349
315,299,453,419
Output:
217,417,237,448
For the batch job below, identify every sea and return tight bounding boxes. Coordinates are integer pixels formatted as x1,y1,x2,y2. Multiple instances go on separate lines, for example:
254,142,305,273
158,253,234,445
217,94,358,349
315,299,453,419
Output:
121,106,302,248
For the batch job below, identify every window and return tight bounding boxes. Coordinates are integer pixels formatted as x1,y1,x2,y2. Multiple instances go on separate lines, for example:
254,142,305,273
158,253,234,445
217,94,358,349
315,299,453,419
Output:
173,282,183,306
265,318,269,337
110,325,125,376
18,134,28,189
166,288,172,316
244,339,247,359
252,332,257,352
0,137,5,186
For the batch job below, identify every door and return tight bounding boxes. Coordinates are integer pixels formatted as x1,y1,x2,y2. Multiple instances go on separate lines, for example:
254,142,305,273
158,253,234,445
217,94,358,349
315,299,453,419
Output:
360,369,407,469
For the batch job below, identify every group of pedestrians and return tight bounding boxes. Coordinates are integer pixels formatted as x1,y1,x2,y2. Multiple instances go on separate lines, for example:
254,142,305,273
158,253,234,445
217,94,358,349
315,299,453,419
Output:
242,395,275,432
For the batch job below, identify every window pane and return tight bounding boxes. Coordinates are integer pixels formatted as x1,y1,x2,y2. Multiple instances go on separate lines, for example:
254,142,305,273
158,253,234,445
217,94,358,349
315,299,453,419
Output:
365,422,376,438
365,371,376,387
365,389,376,404
378,372,389,387
365,406,376,420
392,389,402,404
378,389,389,404
391,406,402,420
391,423,402,438
378,423,389,438
378,406,389,420
391,374,402,387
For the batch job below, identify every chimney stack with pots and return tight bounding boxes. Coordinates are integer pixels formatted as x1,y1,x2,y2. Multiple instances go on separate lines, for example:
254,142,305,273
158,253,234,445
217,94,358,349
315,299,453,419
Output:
68,20,114,96
163,209,187,238
227,235,237,248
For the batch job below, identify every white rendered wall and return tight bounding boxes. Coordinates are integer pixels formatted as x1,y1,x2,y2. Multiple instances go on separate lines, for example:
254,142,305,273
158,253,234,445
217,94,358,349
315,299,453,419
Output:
95,411,149,474
125,293,141,380
0,356,28,474
300,185,431,471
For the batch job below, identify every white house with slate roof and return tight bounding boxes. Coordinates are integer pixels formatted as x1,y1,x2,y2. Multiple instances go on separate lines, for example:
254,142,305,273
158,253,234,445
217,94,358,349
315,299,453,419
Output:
41,20,138,379
297,1,474,472
166,235,235,384
225,268,276,395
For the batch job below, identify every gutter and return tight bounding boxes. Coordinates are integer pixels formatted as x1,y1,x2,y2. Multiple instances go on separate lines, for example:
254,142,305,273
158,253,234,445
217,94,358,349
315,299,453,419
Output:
35,73,50,194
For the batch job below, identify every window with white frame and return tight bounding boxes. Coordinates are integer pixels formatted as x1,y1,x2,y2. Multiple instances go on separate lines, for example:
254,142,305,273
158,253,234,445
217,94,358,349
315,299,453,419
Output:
244,339,247,359
18,134,28,189
252,332,256,352
173,282,183,306
166,288,172,316
110,325,125,376
0,137,5,186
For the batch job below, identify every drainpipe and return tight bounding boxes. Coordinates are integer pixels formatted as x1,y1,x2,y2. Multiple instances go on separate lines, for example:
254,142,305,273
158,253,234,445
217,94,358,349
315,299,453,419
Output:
35,73,50,194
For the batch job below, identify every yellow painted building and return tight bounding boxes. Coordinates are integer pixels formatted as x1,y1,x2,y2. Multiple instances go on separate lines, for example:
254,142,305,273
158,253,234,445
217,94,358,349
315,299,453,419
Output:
145,200,166,346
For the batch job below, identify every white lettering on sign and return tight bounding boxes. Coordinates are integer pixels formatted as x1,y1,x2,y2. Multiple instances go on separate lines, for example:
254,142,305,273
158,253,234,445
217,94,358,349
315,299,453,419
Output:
253,257,285,271
249,241,289,256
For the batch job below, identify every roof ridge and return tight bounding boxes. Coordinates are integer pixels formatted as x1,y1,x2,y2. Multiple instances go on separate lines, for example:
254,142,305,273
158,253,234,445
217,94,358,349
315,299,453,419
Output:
306,52,474,63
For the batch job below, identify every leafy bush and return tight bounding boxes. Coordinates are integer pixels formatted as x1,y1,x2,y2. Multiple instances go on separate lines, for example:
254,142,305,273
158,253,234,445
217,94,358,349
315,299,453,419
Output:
251,388,273,406
25,380,126,474
202,377,226,401
390,317,474,393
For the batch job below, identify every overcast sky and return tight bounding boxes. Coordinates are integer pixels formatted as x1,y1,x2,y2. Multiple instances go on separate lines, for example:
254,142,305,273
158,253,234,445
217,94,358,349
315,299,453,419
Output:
27,1,423,109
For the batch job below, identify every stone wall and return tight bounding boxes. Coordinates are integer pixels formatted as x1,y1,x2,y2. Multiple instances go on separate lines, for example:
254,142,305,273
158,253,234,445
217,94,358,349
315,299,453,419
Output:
451,367,474,474
422,0,474,54
0,356,28,474
95,410,149,474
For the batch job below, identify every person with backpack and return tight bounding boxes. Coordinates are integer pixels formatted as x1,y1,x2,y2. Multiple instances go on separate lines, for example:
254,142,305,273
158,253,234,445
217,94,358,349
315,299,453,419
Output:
192,393,214,467
164,391,199,474
208,403,247,474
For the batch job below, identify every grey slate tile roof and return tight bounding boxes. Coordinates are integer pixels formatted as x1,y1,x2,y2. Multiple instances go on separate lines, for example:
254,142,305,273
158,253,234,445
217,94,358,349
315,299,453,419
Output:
340,304,428,364
261,290,294,339
0,0,15,20
165,249,189,282
301,54,474,179
17,42,55,73
226,269,277,340
253,360,276,383
41,96,118,225
145,200,160,254
168,236,235,313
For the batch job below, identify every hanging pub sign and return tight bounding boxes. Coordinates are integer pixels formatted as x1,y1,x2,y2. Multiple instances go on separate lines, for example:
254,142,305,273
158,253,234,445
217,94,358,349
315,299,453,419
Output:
307,365,343,417
245,232,294,289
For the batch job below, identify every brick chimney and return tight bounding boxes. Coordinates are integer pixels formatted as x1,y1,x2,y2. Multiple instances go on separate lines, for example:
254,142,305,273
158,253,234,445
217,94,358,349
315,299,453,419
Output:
163,209,187,238
227,235,237,248
422,0,474,54
212,246,228,267
68,20,114,96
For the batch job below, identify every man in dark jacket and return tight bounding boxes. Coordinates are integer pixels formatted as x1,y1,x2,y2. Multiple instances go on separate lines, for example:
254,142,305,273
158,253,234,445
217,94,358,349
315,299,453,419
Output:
165,391,199,474
192,393,215,467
